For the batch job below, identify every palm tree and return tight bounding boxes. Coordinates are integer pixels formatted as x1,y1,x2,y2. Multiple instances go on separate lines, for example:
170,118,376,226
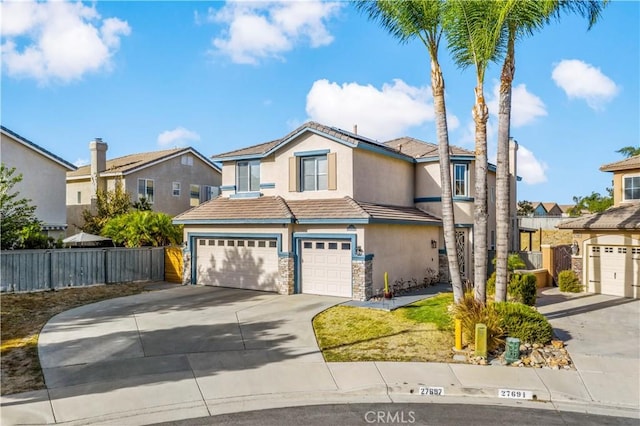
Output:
616,146,640,158
354,0,465,303
493,0,607,302
443,0,506,303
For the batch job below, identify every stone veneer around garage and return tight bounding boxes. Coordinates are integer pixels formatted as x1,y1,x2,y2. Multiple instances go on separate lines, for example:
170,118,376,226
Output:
352,258,373,301
277,256,295,295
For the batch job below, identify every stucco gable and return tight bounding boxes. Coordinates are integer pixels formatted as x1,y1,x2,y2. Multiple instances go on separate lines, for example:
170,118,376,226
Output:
1,126,76,171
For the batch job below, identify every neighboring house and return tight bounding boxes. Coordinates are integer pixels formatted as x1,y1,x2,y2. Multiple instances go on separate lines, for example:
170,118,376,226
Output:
1,126,77,239
558,155,640,299
530,202,563,217
173,121,519,300
67,139,221,233
558,204,575,217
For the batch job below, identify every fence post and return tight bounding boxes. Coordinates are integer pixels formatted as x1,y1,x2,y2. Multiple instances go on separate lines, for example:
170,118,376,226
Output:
541,244,553,287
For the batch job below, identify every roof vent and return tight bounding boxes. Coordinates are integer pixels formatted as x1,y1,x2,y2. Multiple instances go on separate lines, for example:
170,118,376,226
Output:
353,124,358,135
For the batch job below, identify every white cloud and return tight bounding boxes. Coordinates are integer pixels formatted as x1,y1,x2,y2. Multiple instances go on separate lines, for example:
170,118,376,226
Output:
517,145,548,184
305,79,439,141
74,158,89,167
1,0,130,84
157,127,201,147
551,59,619,110
209,1,342,64
487,81,547,127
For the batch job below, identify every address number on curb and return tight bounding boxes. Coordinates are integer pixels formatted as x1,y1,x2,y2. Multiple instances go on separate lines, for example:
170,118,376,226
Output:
419,386,444,396
498,389,533,399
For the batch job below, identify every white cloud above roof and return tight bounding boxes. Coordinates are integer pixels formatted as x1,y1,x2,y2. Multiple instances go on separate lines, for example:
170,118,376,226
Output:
305,78,458,141
552,59,619,110
487,81,547,127
208,1,342,64
517,145,548,185
1,0,130,84
157,127,201,147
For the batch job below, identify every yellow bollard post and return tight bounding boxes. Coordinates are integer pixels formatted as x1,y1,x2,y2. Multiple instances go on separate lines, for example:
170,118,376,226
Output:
474,323,487,358
455,319,463,350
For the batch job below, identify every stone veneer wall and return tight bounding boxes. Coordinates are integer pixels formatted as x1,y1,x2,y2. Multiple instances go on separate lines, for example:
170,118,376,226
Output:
352,259,373,301
277,256,295,295
438,252,450,283
571,255,583,284
182,249,192,285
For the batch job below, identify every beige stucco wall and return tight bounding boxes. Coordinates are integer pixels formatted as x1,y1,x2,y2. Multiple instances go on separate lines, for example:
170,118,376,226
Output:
364,224,439,293
352,149,414,205
183,224,291,251
2,133,70,230
611,170,640,206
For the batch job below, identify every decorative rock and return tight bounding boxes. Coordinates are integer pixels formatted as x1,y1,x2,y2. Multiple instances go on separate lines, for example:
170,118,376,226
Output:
530,349,545,365
551,340,564,349
453,354,467,362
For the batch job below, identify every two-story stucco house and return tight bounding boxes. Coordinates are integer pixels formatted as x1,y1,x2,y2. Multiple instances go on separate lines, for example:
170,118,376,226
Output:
558,155,640,298
66,138,222,234
174,121,518,300
1,126,77,239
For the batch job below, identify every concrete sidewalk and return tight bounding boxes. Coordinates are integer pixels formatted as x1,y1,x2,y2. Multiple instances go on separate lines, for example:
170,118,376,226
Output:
2,285,639,425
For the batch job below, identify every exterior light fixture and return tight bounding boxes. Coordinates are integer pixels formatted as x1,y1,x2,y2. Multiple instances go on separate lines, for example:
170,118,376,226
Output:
431,239,437,249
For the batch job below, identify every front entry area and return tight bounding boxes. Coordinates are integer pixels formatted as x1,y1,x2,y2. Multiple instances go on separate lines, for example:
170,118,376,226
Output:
300,239,352,298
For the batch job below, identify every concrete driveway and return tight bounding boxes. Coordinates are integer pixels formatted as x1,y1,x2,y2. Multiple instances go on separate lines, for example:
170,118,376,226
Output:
536,287,640,408
37,285,348,424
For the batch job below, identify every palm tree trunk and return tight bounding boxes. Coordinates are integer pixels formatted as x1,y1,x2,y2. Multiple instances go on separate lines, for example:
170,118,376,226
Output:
495,27,516,302
473,84,489,304
431,56,464,304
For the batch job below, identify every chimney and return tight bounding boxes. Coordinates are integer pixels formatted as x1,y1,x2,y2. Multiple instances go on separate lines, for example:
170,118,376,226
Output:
353,124,358,135
90,138,108,197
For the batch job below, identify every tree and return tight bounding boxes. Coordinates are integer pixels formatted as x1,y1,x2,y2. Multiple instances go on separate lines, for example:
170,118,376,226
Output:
0,164,41,250
102,210,183,247
568,190,613,216
616,146,640,158
493,0,605,302
444,0,505,304
81,179,131,234
355,0,465,303
517,200,534,216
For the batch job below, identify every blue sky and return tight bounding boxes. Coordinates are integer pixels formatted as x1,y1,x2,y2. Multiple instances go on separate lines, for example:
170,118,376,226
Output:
2,0,638,205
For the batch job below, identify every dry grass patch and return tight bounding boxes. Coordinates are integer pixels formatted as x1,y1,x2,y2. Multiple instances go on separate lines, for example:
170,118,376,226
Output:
313,293,454,362
1,283,151,395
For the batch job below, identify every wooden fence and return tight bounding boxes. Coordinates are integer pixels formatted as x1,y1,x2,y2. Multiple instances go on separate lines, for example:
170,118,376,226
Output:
0,247,165,293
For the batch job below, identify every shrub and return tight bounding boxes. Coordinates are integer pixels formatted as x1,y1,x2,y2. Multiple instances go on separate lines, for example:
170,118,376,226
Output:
494,302,553,345
486,272,496,295
508,273,537,306
558,270,583,293
451,292,504,351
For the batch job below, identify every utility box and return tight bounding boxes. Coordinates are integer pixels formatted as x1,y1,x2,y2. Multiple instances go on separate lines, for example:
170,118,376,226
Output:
505,337,521,364
474,323,487,358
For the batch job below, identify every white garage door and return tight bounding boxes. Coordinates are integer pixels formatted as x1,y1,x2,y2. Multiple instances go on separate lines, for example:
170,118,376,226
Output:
195,238,279,292
588,245,639,298
301,239,352,297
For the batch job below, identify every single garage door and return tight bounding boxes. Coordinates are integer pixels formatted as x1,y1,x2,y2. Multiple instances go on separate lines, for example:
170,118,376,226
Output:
195,238,279,292
301,239,352,297
588,245,639,298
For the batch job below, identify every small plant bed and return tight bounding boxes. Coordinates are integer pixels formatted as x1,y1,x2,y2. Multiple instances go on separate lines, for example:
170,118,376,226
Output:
458,339,574,370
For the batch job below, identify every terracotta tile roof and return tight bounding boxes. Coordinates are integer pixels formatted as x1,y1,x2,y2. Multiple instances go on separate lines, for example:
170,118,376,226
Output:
599,155,640,172
384,137,475,159
212,121,412,160
175,196,441,225
557,203,640,230
67,147,203,177
173,196,294,222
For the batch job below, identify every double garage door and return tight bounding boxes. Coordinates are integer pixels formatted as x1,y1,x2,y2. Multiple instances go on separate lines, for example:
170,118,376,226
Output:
195,238,279,292
194,237,354,298
588,245,640,298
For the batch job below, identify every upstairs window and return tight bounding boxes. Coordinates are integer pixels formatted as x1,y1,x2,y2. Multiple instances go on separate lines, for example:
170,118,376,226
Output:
237,160,260,192
454,164,468,197
137,179,154,203
172,182,181,197
301,155,328,191
190,184,200,206
181,155,193,166
624,176,640,201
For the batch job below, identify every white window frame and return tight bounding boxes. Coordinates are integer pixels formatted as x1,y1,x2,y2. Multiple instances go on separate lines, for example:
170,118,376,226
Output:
453,163,469,197
301,155,328,192
181,155,193,166
237,160,260,192
172,182,181,197
623,174,640,201
137,178,154,203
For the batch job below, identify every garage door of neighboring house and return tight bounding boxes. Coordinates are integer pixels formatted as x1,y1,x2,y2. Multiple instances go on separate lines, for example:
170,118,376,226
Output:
300,239,352,297
588,245,638,298
195,238,279,292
